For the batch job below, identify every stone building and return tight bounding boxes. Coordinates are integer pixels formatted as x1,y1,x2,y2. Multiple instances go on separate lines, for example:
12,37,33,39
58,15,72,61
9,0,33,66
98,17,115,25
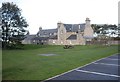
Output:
22,35,36,44
35,18,94,45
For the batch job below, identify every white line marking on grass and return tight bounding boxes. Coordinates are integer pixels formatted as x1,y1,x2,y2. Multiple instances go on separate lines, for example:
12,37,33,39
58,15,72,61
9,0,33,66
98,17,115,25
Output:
42,53,119,82
93,62,120,66
75,69,120,78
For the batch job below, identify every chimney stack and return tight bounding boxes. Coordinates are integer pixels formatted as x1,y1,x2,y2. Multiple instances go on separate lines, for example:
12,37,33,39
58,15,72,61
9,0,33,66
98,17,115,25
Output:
39,27,42,31
85,18,90,25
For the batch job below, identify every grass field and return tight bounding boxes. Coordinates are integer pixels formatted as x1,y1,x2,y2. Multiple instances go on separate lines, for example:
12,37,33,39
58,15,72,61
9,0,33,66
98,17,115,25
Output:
2,44,118,80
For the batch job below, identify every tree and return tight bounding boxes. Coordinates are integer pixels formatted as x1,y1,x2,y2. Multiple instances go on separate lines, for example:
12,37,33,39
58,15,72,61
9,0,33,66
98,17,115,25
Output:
0,2,29,49
91,24,118,37
91,24,118,45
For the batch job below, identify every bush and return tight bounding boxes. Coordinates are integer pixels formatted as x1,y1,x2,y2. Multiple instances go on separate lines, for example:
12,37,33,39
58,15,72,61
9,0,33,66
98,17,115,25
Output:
63,45,74,49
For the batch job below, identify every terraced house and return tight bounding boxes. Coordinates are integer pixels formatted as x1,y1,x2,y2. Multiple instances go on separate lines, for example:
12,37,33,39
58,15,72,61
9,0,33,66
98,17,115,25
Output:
22,18,94,45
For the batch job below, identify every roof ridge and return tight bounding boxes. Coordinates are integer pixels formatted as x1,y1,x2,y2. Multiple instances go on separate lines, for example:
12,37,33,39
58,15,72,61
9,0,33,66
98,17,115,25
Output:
41,28,57,30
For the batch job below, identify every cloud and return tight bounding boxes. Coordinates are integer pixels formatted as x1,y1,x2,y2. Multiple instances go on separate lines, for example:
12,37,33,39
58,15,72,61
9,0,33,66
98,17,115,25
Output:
0,0,119,34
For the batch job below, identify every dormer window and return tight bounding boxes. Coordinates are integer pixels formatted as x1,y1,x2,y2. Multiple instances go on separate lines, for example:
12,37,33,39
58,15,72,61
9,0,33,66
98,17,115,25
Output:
44,32,46,35
49,33,52,35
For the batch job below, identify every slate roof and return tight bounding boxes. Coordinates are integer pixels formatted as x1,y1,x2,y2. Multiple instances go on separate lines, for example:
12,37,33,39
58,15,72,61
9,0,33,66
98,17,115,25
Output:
64,23,85,32
36,28,57,40
37,29,57,36
24,35,36,40
36,23,86,41
80,24,86,31
37,23,85,37
67,34,77,40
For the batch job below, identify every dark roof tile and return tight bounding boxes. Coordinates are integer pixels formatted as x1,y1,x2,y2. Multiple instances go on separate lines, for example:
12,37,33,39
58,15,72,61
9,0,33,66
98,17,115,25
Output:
64,23,85,32
38,29,57,36
24,35,36,40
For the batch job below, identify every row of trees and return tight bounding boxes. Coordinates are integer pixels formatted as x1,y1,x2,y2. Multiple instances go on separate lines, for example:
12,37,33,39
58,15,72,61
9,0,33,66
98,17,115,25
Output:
91,24,119,37
91,24,119,45
0,2,29,49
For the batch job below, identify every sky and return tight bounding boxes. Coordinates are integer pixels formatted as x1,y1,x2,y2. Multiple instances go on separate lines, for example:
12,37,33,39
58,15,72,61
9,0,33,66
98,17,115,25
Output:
0,0,119,34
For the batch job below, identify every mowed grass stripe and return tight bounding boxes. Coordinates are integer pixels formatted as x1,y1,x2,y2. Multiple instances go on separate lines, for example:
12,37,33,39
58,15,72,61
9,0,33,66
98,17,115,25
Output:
2,45,118,80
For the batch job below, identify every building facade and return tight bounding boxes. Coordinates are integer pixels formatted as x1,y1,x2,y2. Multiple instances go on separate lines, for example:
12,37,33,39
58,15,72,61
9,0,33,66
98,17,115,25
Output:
37,18,94,45
23,18,94,45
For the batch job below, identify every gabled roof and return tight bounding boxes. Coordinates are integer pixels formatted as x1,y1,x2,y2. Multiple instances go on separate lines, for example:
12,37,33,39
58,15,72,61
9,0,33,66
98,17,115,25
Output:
67,34,77,40
64,23,85,32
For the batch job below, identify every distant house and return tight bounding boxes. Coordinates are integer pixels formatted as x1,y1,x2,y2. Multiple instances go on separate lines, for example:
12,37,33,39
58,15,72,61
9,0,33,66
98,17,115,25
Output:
22,18,94,45
22,35,36,44
22,34,51,44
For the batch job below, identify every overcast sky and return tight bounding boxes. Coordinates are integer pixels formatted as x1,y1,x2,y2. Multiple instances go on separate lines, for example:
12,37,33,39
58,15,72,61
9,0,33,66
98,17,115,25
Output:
0,0,119,34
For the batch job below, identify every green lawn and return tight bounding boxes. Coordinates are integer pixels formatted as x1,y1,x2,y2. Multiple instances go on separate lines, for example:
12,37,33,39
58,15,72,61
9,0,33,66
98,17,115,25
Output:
2,45,118,80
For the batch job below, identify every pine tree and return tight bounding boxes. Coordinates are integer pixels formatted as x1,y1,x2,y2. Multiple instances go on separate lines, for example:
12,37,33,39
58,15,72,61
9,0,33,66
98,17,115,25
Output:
0,2,29,49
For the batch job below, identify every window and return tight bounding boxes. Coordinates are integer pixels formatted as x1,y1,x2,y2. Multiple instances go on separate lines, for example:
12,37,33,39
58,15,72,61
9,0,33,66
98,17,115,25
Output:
33,40,36,42
44,32,46,35
70,41,72,44
61,41,63,44
53,40,55,43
